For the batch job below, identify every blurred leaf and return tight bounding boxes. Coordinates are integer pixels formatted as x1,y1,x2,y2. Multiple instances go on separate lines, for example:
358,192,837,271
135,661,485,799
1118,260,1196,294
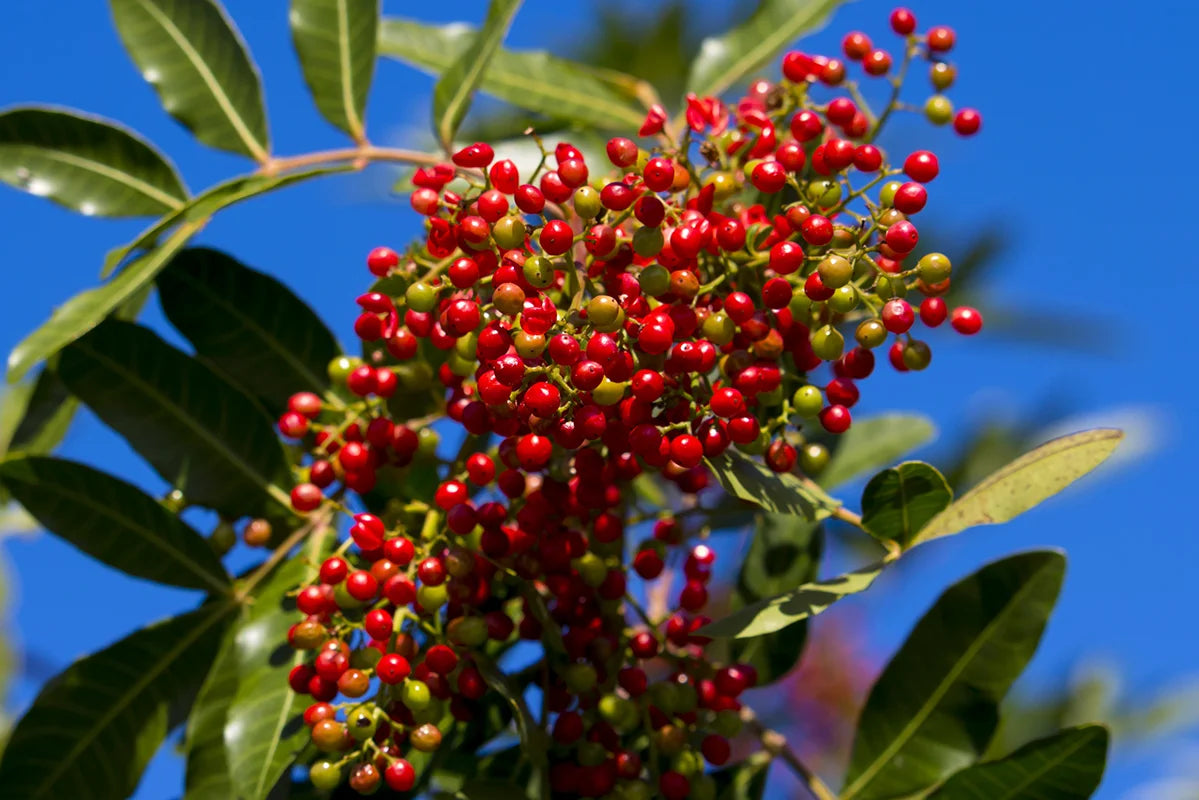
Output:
0,455,230,592
0,601,234,799
712,752,771,799
109,0,270,160
730,514,822,683
182,624,238,800
57,320,292,516
157,247,340,414
378,19,645,131
569,1,695,105
706,450,838,519
701,558,887,639
942,423,1031,494
290,0,378,141
432,0,524,150
929,725,1109,800
914,429,1123,547
860,461,952,548
102,165,352,278
475,655,548,765
226,531,331,800
842,551,1065,800
819,413,936,490
0,106,186,216
686,0,844,99
8,219,201,383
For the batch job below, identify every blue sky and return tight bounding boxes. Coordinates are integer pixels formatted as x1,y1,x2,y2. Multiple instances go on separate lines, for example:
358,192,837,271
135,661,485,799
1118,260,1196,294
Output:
1,1,1196,797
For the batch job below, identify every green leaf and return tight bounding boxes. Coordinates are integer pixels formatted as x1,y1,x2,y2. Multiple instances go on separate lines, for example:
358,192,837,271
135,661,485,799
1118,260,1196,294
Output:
842,551,1066,800
0,601,234,799
819,413,936,489
8,218,201,383
226,531,332,800
860,461,953,548
730,514,822,683
5,367,77,456
290,0,378,140
929,725,1109,800
706,449,839,519
701,558,887,639
57,320,292,516
0,455,229,592
157,247,340,413
686,0,845,99
432,0,523,150
0,106,187,216
712,752,771,799
182,624,239,800
378,18,645,131
475,654,548,793
109,0,270,160
914,429,1123,547
102,165,352,278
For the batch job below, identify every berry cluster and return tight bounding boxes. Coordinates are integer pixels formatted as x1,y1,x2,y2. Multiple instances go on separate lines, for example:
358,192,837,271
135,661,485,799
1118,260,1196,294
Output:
277,8,983,798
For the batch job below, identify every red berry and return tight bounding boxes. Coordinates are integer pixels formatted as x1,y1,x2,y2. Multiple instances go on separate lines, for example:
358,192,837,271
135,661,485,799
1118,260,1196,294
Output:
863,49,893,75
539,219,574,256
904,150,939,183
377,654,411,685
920,297,947,327
451,142,493,168
884,220,919,254
290,483,323,513
890,7,917,35
366,246,398,276
751,160,786,193
953,108,982,136
670,434,703,468
384,759,416,791
345,571,378,602
842,32,872,60
643,157,675,192
950,306,983,334
606,137,638,167
801,215,833,245
927,25,956,53
882,299,916,333
819,404,853,434
893,181,928,214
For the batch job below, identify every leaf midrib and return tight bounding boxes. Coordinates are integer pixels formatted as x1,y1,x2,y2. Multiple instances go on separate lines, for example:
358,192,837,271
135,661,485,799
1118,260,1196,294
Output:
335,0,364,138
5,464,228,593
435,1,521,147
129,0,267,161
843,567,1053,798
72,337,288,509
29,603,232,798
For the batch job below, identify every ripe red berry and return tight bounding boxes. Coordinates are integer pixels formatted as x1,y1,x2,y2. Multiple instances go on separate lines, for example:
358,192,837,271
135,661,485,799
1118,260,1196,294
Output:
953,108,982,136
893,181,928,214
890,7,917,35
451,142,494,168
904,150,940,183
642,157,675,192
950,306,984,334
377,653,411,685
345,570,378,601
539,219,574,256
801,215,833,245
751,160,786,193
670,434,703,468
819,404,853,434
290,483,323,513
366,246,398,276
842,32,872,60
863,49,893,75
920,296,948,327
927,25,956,52
606,137,638,167
882,298,916,333
884,220,919,254
384,759,416,791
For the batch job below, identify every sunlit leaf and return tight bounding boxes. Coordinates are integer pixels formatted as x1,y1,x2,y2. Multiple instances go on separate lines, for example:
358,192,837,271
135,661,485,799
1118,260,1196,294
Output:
914,429,1122,547
432,0,524,149
706,449,839,520
109,0,270,160
0,106,186,216
290,0,378,140
843,551,1065,800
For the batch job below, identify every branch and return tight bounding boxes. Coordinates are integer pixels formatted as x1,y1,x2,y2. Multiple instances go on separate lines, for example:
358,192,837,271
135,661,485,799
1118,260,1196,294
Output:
234,508,333,602
742,708,837,800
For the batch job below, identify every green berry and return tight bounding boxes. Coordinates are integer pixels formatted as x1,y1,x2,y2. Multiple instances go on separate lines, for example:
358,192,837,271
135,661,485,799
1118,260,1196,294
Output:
309,761,342,791
563,663,597,694
592,378,627,406
632,226,664,258
903,340,932,370
348,706,377,741
405,282,438,313
417,583,448,610
575,552,607,587
855,319,887,349
811,324,845,361
416,427,440,458
327,355,358,382
828,285,859,313
523,255,556,289
925,95,954,125
587,295,623,331
492,216,526,249
701,311,736,345
402,679,432,711
818,255,853,288
574,186,602,220
917,252,952,283
878,180,902,208
800,442,830,474
792,385,824,417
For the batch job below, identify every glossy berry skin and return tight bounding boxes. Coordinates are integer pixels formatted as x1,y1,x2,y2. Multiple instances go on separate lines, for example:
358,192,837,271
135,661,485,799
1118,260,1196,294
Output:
819,404,853,434
751,160,786,193
904,150,940,183
951,306,984,334
920,297,948,327
954,108,982,136
890,7,916,34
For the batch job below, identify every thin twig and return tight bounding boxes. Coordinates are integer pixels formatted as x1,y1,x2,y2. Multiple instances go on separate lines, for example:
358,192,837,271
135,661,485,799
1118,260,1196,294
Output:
742,708,837,800
234,508,332,602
